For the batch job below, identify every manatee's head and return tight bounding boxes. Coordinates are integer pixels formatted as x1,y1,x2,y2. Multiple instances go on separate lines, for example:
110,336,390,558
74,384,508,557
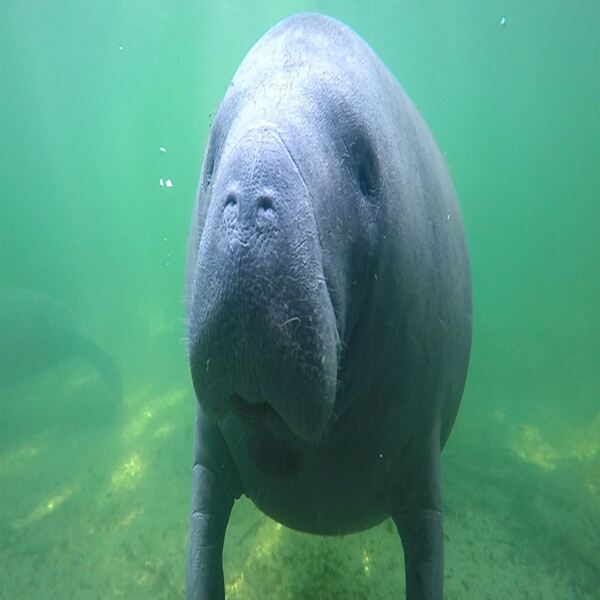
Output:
186,26,382,446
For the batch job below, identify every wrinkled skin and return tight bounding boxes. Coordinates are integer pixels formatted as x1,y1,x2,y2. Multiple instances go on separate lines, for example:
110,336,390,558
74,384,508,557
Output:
186,13,471,600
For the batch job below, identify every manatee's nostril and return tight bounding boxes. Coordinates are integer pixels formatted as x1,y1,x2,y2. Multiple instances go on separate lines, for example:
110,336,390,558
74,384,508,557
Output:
225,193,237,208
257,195,274,215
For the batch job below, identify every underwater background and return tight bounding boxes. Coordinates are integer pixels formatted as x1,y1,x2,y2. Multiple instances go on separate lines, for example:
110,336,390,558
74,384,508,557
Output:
0,1,598,598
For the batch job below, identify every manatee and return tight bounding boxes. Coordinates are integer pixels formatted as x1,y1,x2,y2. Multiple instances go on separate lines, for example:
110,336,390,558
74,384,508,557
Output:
185,13,471,600
0,288,122,402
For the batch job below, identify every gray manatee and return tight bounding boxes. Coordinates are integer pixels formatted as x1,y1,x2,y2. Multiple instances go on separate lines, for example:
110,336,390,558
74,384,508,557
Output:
185,13,471,600
0,288,121,402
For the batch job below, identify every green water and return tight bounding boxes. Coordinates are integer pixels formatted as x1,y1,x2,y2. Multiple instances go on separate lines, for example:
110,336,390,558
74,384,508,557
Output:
0,1,598,598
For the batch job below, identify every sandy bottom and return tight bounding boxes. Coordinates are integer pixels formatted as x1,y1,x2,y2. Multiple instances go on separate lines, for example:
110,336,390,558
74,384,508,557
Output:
0,361,598,599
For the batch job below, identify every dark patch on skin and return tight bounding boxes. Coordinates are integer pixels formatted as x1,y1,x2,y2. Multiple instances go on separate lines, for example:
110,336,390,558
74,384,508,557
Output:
229,392,275,420
230,393,303,479
251,431,303,479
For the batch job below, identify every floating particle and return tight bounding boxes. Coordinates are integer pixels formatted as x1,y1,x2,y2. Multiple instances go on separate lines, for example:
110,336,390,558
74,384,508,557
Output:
165,179,173,188
447,213,450,221
159,178,164,187
117,45,124,51
159,146,166,153
500,16,506,27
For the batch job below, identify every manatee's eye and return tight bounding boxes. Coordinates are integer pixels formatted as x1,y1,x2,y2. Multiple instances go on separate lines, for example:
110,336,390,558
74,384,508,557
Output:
358,162,372,197
202,149,215,190
354,134,380,201
201,113,226,192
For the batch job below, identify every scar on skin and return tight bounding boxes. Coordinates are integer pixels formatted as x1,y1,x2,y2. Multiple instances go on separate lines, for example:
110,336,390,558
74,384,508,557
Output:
278,316,301,328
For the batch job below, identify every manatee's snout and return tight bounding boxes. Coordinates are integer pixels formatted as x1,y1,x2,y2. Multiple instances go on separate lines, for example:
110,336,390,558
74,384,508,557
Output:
188,126,339,443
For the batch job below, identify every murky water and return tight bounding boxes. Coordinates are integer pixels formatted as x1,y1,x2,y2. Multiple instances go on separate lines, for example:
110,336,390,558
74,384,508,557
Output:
1,1,598,598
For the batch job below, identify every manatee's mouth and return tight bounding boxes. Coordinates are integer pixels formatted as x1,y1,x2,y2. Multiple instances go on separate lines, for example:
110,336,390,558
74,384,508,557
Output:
229,392,276,420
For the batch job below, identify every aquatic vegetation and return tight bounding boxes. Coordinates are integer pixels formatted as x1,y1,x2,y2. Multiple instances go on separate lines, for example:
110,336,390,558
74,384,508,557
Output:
110,452,146,491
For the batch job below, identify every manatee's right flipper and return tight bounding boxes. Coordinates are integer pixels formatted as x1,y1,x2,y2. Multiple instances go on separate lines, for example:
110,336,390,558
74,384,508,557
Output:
187,405,242,600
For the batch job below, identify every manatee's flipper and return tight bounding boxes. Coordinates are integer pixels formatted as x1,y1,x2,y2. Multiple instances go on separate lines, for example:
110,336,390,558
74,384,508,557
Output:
391,427,444,600
187,405,242,600
69,334,122,403
393,507,443,600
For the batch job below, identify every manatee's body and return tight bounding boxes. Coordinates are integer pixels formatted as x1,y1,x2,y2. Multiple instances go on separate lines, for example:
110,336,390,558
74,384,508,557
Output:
0,288,121,401
185,14,471,600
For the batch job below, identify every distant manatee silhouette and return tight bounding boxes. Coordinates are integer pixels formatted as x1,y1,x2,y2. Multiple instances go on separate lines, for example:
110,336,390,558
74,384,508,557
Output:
0,288,122,402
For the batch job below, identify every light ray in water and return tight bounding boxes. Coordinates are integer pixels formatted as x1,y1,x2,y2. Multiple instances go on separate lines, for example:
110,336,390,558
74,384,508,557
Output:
13,483,80,528
226,521,283,598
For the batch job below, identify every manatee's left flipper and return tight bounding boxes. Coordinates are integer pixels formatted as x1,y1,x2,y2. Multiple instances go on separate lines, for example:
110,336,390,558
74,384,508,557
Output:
391,426,444,600
393,506,443,600
187,405,242,600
